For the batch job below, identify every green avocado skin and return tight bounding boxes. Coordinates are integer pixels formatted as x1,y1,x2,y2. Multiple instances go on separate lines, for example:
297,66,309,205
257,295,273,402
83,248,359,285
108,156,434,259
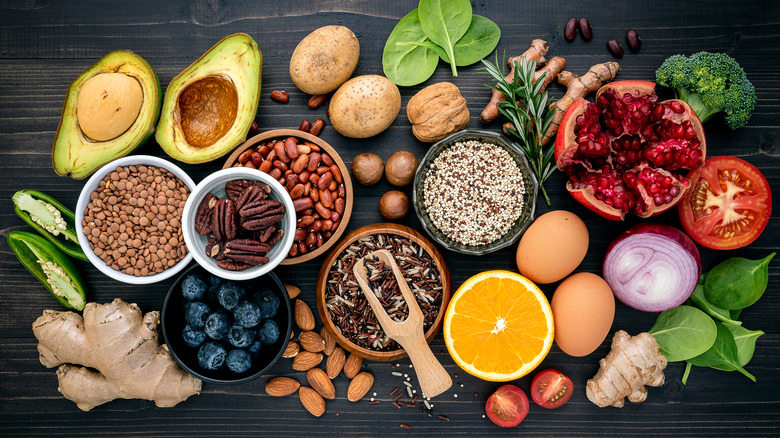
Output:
156,33,263,164
51,50,162,180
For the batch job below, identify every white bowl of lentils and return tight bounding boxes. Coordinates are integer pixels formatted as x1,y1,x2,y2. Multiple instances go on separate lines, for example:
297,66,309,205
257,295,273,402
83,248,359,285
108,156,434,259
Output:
76,155,196,284
413,129,539,256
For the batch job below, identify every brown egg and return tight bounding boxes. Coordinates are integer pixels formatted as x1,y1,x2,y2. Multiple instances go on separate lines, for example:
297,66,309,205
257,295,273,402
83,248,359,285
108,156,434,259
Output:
551,272,615,357
515,210,588,284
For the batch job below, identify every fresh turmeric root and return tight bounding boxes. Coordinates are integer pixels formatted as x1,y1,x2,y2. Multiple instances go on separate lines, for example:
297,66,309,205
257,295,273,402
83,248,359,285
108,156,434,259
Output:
32,298,201,411
480,39,550,123
586,330,667,408
540,61,621,145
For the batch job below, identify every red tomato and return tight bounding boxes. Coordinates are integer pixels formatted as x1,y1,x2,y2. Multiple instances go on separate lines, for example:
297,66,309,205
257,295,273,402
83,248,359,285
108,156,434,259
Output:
678,156,771,250
485,384,529,427
530,369,573,409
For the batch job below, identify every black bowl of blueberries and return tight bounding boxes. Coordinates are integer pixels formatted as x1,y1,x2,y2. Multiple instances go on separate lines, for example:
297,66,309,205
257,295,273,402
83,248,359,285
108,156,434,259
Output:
161,263,292,384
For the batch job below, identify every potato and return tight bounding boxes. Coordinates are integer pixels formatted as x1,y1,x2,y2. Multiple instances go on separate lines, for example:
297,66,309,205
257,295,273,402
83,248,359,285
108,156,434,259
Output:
329,75,401,138
289,25,360,95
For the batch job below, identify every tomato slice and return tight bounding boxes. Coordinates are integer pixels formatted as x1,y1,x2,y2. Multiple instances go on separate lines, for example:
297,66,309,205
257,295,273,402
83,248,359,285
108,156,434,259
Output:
530,369,573,409
485,384,529,427
678,156,771,250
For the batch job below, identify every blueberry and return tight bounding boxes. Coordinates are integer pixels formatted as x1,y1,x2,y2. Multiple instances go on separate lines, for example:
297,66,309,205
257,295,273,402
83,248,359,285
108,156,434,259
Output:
226,349,253,374
252,288,280,318
181,274,207,300
233,301,262,328
206,274,226,302
204,310,231,340
217,282,246,311
184,301,210,329
182,324,206,348
227,324,255,348
258,319,280,345
248,340,264,356
197,342,227,370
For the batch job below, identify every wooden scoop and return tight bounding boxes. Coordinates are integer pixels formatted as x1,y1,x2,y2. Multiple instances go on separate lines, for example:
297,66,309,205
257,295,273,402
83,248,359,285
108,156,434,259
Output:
353,249,452,398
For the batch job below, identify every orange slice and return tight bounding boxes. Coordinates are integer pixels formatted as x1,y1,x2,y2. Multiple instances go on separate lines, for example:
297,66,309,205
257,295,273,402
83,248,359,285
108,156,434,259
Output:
444,271,554,381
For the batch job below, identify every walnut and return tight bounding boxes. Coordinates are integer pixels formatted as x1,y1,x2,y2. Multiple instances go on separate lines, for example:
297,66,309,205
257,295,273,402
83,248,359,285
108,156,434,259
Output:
406,82,469,142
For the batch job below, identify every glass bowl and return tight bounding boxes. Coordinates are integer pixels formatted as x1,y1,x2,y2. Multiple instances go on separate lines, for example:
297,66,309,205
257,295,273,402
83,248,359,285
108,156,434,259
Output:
412,129,539,256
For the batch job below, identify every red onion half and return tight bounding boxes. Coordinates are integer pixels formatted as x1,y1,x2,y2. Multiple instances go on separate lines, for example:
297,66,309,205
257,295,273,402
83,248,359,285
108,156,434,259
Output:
603,223,701,312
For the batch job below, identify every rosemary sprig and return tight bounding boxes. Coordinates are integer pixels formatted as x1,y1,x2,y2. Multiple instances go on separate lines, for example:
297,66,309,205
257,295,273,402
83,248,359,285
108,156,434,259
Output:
481,55,556,206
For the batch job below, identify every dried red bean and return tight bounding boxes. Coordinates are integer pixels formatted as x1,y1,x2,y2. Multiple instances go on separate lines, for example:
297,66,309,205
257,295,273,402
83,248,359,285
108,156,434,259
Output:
564,18,578,41
270,90,289,103
626,30,641,51
579,18,593,40
299,120,312,132
608,39,624,58
308,94,327,109
238,149,253,164
309,119,325,136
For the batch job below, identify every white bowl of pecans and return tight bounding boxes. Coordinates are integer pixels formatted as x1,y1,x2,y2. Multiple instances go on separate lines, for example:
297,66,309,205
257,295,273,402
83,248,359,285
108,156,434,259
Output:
181,167,296,281
76,155,196,284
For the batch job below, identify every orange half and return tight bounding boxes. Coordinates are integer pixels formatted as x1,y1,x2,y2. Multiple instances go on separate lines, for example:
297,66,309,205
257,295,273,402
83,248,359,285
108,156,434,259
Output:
443,271,554,381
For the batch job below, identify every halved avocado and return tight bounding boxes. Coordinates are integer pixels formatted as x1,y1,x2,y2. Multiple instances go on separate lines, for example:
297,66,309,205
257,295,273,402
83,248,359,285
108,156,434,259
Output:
52,51,162,179
156,33,262,164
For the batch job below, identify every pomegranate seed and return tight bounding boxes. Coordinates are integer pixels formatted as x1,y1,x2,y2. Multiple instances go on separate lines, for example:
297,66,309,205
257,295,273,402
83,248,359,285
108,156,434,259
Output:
669,186,681,197
670,102,685,114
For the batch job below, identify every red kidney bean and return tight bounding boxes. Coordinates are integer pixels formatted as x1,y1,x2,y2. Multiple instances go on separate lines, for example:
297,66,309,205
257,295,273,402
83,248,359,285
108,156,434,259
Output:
310,187,320,202
274,143,290,163
273,160,289,172
299,120,311,132
270,90,289,103
330,220,340,232
258,160,273,173
315,201,330,218
338,183,345,198
269,168,282,180
297,215,314,228
323,231,332,239
284,137,299,160
305,141,321,153
329,165,342,183
305,232,317,247
564,18,578,41
238,149,253,164
292,154,309,174
287,173,299,188
608,39,624,58
289,184,305,199
298,241,308,253
318,172,333,191
308,94,327,109
307,152,321,172
321,153,335,167
294,228,307,241
626,30,641,51
258,144,270,157
288,245,298,257
316,233,324,248
322,219,333,231
330,211,340,223
285,177,296,192
299,170,310,183
579,18,593,40
304,182,312,196
308,220,322,233
335,198,345,215
266,149,277,163
310,174,320,186
320,189,333,209
309,119,325,136
293,197,313,212
244,160,257,169
328,179,337,191
249,121,259,136
250,151,263,167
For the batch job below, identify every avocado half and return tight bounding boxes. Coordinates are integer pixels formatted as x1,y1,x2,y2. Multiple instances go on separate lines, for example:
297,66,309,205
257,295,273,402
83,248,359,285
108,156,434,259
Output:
156,33,262,164
52,51,162,179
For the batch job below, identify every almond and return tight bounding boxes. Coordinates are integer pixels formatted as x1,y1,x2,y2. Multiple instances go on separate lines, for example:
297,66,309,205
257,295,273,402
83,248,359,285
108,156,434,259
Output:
307,367,336,400
294,299,315,331
299,386,326,417
282,341,300,358
326,347,346,379
292,351,323,371
347,371,374,402
265,377,300,397
321,327,336,355
285,283,301,300
299,331,325,353
343,352,362,378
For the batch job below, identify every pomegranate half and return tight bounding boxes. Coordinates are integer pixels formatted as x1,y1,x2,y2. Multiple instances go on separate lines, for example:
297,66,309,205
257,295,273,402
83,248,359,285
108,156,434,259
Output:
554,81,706,220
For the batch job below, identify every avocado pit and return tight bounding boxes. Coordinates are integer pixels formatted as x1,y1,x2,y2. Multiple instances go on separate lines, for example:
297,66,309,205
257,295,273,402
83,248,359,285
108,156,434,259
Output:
177,75,238,148
76,73,143,142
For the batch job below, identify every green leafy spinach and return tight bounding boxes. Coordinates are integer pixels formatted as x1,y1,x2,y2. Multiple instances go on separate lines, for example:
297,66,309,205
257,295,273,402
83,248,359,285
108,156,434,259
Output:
704,252,775,310
649,306,717,362
685,322,756,383
382,9,439,87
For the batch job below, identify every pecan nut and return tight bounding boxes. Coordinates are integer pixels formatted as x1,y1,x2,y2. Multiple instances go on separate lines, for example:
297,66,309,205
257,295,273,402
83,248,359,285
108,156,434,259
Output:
239,199,286,230
225,179,271,202
235,184,266,211
194,193,218,235
212,198,238,241
217,260,252,271
223,238,271,266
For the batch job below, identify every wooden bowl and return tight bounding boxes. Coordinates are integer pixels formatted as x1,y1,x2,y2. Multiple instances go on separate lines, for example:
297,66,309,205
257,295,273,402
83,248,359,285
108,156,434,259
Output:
223,129,353,265
315,223,451,361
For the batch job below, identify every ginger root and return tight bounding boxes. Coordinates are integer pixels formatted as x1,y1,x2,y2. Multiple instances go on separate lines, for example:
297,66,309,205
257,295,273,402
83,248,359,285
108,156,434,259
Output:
586,330,667,408
480,39,550,123
540,61,621,146
32,298,201,411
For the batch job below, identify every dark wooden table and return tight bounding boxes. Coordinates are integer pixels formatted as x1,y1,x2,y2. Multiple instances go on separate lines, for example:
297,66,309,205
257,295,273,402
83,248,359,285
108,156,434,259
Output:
1,1,778,436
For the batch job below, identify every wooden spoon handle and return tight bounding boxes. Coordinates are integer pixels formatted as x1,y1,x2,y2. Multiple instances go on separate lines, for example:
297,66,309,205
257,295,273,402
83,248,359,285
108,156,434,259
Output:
395,329,452,398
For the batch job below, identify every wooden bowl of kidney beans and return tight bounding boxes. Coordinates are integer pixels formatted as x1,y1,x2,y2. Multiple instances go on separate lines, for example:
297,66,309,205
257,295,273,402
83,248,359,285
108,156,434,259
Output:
224,129,353,265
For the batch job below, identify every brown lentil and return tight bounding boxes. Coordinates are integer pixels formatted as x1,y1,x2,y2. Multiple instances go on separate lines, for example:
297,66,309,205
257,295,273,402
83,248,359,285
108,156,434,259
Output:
81,165,189,276
422,140,525,245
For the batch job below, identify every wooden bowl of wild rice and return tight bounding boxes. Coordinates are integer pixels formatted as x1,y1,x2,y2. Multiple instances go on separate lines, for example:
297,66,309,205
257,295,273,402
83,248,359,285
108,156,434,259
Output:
315,223,451,361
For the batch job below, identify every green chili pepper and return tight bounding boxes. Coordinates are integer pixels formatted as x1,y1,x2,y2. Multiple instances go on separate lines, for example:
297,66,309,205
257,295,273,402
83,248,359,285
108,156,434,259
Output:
12,189,87,261
7,231,87,311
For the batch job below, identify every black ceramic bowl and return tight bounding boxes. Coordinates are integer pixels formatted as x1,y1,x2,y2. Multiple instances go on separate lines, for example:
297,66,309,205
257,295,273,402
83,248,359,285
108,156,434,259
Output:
161,263,292,384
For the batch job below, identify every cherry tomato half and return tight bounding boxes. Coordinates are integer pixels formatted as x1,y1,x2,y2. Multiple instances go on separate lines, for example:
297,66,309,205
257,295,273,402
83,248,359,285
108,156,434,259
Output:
678,156,771,250
530,369,574,409
485,384,529,427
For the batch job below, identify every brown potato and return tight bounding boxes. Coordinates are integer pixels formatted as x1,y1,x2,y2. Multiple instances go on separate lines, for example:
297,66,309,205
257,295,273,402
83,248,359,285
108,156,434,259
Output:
289,25,360,95
328,75,400,138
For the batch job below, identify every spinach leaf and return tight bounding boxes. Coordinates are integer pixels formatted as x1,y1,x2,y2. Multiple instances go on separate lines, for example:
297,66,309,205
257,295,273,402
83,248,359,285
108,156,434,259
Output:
687,322,755,382
436,15,501,66
382,9,439,86
418,0,472,76
649,305,717,362
689,284,741,325
710,324,763,371
704,252,775,310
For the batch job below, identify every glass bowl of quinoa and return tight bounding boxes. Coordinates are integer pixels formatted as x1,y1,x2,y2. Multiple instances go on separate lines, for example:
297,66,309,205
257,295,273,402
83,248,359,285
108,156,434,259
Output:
413,129,538,256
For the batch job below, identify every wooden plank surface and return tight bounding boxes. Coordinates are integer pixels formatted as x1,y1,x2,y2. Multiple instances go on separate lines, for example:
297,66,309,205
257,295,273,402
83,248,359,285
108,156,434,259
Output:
1,0,778,436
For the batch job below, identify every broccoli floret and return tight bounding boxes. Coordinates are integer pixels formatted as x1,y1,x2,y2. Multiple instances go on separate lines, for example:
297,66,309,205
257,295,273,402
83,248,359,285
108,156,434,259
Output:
656,52,756,129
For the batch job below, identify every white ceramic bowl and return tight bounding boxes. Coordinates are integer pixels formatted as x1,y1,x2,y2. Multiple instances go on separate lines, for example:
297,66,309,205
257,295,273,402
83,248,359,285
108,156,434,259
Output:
181,168,296,281
76,155,196,284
